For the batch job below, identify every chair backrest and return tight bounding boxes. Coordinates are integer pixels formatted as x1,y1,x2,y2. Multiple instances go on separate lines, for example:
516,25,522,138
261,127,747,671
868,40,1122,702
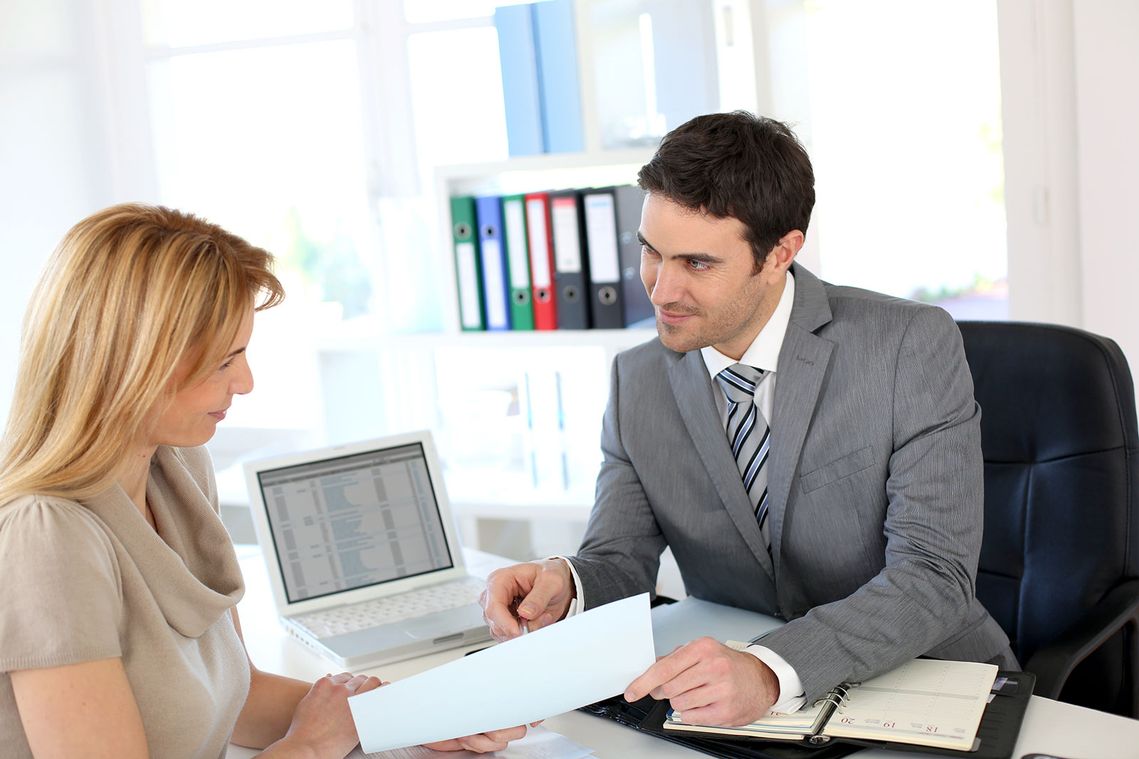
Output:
959,321,1139,710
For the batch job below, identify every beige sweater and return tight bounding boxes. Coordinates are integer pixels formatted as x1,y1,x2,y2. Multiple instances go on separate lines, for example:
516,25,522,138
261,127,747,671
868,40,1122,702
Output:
0,446,250,758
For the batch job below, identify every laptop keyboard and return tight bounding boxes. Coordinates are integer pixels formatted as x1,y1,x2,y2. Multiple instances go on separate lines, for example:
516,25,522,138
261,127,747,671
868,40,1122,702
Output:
294,576,486,638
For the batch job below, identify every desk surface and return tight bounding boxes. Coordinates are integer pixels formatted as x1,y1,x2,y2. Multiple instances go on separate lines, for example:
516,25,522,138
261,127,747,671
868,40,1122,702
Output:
230,546,1139,759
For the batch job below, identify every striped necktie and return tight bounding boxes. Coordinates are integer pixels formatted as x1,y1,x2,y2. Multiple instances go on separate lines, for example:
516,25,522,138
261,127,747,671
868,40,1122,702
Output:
716,364,772,548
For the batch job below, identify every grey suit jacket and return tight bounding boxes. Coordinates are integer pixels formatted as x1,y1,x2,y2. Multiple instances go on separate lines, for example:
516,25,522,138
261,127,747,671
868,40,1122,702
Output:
568,264,1015,701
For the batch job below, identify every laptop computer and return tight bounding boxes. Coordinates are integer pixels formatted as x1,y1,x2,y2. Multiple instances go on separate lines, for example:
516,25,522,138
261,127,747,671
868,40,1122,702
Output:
243,431,491,669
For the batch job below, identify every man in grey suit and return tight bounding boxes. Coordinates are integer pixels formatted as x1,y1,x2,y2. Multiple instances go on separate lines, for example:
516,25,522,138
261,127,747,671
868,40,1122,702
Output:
481,112,1015,727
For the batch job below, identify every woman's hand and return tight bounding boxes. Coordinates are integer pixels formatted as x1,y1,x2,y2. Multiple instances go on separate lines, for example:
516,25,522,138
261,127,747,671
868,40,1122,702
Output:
269,672,383,758
422,724,528,753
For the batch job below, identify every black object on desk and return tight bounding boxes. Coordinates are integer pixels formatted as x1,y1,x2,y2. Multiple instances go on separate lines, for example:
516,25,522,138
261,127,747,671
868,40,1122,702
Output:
581,695,856,759
581,670,1036,759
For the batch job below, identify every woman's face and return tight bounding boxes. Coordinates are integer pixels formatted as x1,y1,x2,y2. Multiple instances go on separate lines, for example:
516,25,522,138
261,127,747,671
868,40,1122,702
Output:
147,306,255,449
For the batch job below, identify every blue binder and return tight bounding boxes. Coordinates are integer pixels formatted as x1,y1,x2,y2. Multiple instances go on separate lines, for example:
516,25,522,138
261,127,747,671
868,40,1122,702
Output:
494,4,544,157
532,0,585,154
475,196,512,332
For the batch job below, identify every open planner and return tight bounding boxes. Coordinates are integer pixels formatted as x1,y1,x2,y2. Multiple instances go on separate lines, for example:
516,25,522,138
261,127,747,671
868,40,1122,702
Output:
582,598,1035,759
665,652,1008,753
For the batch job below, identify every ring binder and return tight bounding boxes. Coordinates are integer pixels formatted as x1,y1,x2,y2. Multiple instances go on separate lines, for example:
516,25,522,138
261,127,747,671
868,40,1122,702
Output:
664,659,1034,757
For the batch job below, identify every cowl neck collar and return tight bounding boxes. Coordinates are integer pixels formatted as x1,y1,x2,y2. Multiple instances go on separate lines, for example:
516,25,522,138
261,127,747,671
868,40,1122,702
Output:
82,447,244,638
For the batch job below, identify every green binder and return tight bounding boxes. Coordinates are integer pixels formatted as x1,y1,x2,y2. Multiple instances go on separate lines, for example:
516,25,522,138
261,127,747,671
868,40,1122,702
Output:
450,196,485,331
501,194,535,330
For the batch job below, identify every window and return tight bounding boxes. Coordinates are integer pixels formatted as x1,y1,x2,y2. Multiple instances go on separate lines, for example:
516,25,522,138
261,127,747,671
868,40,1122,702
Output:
139,2,522,488
0,0,1011,499
776,0,1007,318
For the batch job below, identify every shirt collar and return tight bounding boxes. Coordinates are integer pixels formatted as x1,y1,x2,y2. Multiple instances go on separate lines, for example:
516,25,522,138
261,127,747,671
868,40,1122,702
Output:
701,270,796,379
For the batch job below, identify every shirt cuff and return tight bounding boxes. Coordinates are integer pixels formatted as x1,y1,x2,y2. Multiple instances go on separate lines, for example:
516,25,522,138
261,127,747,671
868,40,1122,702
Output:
550,555,582,618
744,644,807,714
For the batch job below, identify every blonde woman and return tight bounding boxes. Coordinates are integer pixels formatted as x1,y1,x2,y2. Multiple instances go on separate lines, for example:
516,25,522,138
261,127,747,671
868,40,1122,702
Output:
0,204,524,758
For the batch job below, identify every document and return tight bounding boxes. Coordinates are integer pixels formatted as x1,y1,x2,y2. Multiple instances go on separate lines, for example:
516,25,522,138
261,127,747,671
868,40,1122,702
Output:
666,652,999,752
350,725,595,758
349,594,654,753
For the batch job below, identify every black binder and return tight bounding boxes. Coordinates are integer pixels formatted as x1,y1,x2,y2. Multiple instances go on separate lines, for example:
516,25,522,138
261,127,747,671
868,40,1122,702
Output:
582,670,1035,759
614,184,654,327
549,189,591,329
581,187,624,329
582,696,857,759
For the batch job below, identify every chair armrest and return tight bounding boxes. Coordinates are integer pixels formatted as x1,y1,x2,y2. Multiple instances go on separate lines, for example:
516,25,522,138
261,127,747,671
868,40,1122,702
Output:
1024,578,1139,699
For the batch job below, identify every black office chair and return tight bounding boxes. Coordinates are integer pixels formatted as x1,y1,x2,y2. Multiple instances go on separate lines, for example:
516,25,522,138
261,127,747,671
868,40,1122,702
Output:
959,321,1139,717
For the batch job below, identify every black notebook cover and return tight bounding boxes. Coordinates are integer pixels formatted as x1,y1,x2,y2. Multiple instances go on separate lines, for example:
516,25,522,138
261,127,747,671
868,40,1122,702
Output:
581,670,1035,759
581,696,857,759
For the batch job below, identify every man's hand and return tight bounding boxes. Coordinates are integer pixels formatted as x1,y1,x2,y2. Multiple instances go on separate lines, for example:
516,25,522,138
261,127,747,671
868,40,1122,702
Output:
623,638,780,726
480,559,575,640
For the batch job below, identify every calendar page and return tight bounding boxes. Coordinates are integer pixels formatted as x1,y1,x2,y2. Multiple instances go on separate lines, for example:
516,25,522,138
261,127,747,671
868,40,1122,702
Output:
823,659,998,750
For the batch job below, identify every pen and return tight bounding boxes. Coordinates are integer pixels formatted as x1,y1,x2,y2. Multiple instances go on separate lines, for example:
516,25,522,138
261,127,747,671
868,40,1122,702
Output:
510,597,529,635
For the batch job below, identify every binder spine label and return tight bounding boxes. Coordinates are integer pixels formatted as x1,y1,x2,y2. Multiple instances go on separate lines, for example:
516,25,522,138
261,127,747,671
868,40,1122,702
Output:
551,199,582,273
455,241,482,330
481,237,509,329
504,199,530,289
584,193,620,282
527,199,553,287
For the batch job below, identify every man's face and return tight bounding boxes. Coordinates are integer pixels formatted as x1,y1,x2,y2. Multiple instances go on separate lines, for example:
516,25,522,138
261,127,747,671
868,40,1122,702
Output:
639,193,789,359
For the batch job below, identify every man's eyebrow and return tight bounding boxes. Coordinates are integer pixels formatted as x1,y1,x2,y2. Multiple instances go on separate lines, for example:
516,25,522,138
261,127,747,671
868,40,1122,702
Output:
637,232,723,263
681,252,723,264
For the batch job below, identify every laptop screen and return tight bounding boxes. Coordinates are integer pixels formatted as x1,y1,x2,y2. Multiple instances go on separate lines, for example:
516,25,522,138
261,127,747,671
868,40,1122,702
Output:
256,442,456,604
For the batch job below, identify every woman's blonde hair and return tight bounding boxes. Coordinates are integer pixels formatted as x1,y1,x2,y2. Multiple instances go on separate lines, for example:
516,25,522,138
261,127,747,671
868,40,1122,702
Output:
0,203,284,505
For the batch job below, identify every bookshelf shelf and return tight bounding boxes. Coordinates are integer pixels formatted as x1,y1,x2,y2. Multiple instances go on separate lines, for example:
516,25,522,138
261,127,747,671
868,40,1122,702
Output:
435,149,653,198
431,147,654,341
317,321,657,353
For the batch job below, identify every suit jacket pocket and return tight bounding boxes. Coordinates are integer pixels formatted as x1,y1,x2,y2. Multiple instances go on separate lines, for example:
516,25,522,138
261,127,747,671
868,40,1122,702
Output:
800,445,874,493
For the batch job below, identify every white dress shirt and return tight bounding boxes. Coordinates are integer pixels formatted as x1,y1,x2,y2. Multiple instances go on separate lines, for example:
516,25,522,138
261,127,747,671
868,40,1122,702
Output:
699,271,806,714
559,271,806,715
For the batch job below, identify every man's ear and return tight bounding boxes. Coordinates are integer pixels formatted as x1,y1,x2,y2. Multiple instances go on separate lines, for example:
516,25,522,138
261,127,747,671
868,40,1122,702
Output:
762,230,804,276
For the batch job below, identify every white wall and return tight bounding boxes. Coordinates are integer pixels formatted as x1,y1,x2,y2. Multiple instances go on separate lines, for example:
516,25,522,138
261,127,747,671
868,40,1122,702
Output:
999,0,1139,373
1073,1,1139,369
0,0,154,431
998,0,1082,326
1,0,106,430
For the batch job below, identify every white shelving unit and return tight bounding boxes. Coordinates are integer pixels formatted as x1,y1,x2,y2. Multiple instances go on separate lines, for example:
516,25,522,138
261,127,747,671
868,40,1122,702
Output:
315,0,760,560
431,149,653,338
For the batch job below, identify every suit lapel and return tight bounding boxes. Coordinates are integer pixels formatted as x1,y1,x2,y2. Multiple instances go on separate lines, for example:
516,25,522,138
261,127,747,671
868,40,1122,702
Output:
669,350,774,581
768,265,834,575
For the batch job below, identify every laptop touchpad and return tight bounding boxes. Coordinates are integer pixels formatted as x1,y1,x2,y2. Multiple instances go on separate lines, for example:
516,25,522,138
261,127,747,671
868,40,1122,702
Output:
403,605,485,640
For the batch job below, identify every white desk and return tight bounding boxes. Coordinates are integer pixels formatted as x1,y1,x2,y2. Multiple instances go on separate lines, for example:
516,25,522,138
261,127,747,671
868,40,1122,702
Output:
230,545,1139,759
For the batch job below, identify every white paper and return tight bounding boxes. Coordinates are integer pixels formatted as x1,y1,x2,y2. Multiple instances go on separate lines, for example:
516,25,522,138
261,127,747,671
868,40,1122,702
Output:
349,594,654,753
350,725,594,759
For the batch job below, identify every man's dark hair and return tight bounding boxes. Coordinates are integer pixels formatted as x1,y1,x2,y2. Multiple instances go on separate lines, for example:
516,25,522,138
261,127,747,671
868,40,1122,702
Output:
637,111,815,271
